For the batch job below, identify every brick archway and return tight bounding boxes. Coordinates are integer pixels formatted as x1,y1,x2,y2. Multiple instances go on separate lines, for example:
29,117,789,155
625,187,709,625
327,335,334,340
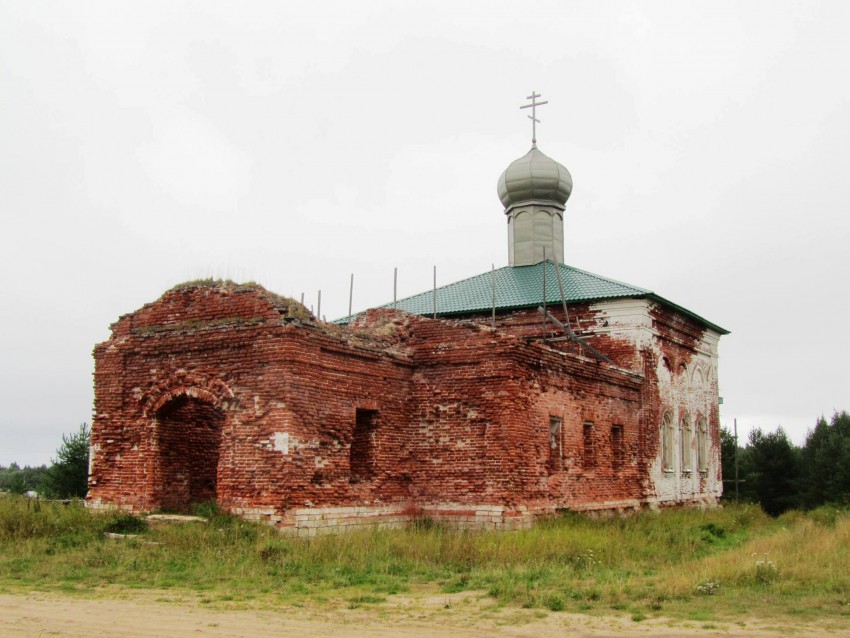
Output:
155,395,226,513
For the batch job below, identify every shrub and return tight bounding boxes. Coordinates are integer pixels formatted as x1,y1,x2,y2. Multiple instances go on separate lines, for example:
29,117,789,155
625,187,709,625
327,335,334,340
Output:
754,554,779,584
103,513,148,535
807,506,842,527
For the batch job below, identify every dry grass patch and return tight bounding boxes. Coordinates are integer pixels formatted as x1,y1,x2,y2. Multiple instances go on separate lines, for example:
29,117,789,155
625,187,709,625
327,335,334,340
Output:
2,497,849,624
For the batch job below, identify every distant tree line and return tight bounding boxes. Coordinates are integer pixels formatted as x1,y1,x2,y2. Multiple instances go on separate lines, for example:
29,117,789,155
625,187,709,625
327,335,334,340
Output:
0,462,48,494
0,423,90,499
722,411,850,516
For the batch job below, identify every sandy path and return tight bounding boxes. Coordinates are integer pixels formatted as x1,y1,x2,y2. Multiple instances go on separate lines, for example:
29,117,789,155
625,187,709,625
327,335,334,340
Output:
0,591,842,638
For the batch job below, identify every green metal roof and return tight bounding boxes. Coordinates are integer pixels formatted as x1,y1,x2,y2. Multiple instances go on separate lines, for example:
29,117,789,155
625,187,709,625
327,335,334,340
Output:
381,262,648,315
342,262,728,334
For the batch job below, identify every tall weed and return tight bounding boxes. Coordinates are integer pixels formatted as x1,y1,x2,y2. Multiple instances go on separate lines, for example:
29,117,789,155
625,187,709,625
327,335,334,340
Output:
1,496,847,621
0,496,100,541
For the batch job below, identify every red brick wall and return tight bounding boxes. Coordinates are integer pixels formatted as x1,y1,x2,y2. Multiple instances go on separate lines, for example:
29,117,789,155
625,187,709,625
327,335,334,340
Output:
90,284,416,515
90,282,719,528
444,302,721,508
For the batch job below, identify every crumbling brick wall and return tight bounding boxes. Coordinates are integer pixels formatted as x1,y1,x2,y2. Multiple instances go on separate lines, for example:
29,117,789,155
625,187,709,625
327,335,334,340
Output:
89,283,416,517
90,281,721,531
462,299,723,507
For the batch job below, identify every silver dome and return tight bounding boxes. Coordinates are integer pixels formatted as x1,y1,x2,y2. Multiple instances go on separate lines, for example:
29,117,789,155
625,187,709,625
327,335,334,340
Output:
497,146,572,210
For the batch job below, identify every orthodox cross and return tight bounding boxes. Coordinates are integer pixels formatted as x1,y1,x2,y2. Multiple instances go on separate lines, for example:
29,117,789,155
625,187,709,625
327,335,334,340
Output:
520,91,548,147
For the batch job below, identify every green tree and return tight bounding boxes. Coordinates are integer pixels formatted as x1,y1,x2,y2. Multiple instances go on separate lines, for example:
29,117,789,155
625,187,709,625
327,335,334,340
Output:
42,423,90,498
800,411,850,508
746,426,800,516
720,426,751,502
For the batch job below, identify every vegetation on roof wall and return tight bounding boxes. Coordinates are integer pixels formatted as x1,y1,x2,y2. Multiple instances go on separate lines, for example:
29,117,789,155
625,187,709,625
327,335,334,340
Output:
166,279,315,322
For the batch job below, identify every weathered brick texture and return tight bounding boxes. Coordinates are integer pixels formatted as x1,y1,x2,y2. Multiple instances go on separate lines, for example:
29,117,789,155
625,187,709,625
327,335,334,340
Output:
89,281,722,532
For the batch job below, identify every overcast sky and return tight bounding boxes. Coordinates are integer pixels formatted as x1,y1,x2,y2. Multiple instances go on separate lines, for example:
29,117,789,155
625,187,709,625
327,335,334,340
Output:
2,1,849,466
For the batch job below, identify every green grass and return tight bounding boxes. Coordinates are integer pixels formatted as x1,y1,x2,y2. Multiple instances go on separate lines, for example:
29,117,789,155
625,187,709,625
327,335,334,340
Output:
1,495,849,623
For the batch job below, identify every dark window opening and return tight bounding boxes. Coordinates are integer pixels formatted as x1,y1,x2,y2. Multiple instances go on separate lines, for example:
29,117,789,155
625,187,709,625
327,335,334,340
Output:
583,422,596,469
611,425,624,472
350,408,378,483
548,416,563,472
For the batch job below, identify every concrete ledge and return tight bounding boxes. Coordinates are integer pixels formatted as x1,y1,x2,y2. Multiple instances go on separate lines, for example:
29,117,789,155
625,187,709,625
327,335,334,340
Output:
87,493,722,535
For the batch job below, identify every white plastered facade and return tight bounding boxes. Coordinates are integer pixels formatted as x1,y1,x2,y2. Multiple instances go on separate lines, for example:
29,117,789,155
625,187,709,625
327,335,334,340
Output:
586,298,723,506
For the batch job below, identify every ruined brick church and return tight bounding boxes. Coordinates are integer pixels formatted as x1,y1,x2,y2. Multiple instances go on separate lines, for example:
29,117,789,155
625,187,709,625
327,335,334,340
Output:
89,104,727,534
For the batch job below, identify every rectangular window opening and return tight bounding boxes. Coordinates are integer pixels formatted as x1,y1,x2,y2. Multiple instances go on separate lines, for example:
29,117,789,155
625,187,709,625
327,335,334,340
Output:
611,425,624,472
548,416,563,472
583,422,596,469
350,408,378,483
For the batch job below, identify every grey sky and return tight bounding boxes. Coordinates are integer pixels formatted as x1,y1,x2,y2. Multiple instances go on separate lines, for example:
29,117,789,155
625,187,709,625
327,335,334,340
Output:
2,1,848,466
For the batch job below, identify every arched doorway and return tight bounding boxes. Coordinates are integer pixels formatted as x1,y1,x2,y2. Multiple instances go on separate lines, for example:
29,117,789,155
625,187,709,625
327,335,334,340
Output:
155,395,225,513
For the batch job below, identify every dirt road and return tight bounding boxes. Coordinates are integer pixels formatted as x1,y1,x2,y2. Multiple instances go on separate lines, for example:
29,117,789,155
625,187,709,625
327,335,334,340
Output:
0,590,842,637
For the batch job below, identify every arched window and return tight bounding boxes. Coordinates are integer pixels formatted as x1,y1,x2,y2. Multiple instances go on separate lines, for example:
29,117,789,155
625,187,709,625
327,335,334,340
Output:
697,417,708,472
661,412,675,472
680,413,693,472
